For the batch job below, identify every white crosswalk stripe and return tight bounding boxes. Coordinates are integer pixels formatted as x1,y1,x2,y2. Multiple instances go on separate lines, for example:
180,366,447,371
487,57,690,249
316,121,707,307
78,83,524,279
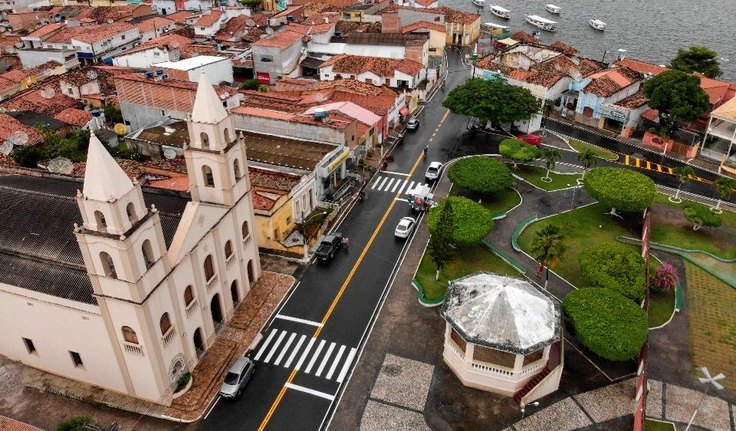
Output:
254,330,358,382
370,174,426,195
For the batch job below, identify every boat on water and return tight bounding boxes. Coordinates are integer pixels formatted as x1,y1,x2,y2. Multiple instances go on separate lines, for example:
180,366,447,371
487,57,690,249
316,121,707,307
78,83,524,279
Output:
545,4,561,14
589,19,606,31
482,22,511,38
525,15,557,32
489,5,511,19
472,0,485,8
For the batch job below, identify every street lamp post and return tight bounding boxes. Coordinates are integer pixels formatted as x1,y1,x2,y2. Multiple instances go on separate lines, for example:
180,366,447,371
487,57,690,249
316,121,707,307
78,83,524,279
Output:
685,367,725,431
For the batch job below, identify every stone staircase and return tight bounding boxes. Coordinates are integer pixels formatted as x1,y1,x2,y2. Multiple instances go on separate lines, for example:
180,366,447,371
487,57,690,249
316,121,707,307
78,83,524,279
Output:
513,366,551,404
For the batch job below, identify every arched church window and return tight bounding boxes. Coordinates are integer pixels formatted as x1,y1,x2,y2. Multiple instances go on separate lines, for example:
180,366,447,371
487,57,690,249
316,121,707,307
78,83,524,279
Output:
159,312,172,335
241,221,250,240
184,285,194,307
100,252,117,278
94,210,107,230
121,326,138,344
224,240,233,259
233,159,241,180
202,165,215,187
203,255,215,281
200,132,210,149
126,202,137,223
142,239,155,268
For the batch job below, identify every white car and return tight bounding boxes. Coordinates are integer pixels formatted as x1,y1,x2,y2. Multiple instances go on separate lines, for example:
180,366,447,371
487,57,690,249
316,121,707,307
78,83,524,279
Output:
395,217,416,239
407,118,420,130
425,161,442,182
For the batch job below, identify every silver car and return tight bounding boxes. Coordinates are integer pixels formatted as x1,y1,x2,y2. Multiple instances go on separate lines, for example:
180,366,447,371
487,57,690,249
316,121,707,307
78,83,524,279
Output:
219,357,255,399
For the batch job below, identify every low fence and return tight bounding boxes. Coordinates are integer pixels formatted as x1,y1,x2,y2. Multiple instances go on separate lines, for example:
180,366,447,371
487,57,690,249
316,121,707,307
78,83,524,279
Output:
633,210,651,431
511,215,539,252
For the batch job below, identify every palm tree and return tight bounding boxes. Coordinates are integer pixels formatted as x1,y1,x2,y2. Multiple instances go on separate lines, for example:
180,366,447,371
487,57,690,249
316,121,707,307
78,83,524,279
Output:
671,166,695,202
540,148,562,182
712,177,736,213
530,223,567,289
577,149,598,184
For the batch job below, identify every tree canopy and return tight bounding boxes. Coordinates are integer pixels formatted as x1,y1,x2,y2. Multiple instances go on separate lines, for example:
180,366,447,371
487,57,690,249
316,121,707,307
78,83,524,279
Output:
499,139,541,166
643,70,710,133
683,203,722,230
427,199,455,279
563,288,648,361
428,196,493,247
530,223,566,273
443,78,539,125
583,167,657,213
670,45,722,78
579,243,647,301
448,157,512,195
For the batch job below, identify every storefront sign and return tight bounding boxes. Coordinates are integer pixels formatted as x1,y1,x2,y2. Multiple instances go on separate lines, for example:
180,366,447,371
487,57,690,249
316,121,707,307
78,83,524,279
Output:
256,72,270,85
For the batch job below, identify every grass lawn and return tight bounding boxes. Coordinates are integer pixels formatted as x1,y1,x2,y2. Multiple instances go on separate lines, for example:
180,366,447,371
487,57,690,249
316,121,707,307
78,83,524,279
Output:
452,187,521,218
645,419,676,431
415,245,519,302
513,165,581,192
648,288,675,327
517,203,640,287
686,263,736,391
650,194,736,260
569,138,619,161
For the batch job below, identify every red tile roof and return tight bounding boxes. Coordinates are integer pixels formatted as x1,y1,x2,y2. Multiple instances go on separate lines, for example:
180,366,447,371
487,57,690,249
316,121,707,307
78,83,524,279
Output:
615,91,649,109
0,415,45,431
54,107,93,127
584,67,643,97
72,22,136,44
401,21,446,34
166,10,196,23
117,33,193,57
434,6,481,24
26,22,65,39
614,58,667,77
251,29,304,49
288,22,335,35
250,166,301,192
320,54,423,77
0,113,44,146
194,10,223,28
214,15,250,41
136,17,175,34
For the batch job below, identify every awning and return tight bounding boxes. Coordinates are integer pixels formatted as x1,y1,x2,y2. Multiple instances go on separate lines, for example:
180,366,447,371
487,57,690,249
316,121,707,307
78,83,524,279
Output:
400,107,410,116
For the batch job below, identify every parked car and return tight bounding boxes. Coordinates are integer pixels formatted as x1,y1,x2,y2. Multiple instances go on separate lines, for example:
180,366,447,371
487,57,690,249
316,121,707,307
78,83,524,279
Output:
315,233,343,262
394,217,416,239
517,134,542,146
407,118,420,130
219,357,255,399
425,161,442,182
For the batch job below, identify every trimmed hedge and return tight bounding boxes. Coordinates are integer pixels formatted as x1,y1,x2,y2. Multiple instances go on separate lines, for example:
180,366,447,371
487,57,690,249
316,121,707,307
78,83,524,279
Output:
428,196,493,247
563,288,648,361
499,139,541,164
448,157,513,195
579,243,646,301
683,202,722,229
583,167,656,213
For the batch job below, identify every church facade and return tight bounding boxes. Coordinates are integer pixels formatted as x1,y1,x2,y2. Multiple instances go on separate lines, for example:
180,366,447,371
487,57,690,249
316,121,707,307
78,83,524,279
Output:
0,73,261,406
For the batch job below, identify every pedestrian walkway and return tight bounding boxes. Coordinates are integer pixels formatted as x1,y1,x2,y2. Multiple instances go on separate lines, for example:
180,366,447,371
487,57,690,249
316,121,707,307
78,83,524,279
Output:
253,328,357,383
370,172,418,195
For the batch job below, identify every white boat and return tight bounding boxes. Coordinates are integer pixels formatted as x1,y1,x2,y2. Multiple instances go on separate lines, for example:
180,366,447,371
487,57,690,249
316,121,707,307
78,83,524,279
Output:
525,15,557,32
482,22,511,37
545,4,561,14
489,5,511,19
472,0,485,8
589,19,606,31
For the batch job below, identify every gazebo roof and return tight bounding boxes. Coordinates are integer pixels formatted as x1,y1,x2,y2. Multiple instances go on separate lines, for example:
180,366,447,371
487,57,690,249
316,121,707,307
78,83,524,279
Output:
442,272,561,355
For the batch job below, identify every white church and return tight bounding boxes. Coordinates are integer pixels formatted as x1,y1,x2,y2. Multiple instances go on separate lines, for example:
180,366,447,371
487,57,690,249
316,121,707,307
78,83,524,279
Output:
0,73,261,406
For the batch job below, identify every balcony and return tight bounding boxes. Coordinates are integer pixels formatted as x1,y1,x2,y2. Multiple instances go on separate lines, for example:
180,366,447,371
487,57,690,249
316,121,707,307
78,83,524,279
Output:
123,342,143,356
162,327,177,347
185,298,199,317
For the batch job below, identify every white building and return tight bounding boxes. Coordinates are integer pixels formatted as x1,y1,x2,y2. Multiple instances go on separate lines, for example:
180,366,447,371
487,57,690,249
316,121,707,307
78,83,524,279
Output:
153,0,213,15
442,273,563,405
0,72,261,405
154,56,234,84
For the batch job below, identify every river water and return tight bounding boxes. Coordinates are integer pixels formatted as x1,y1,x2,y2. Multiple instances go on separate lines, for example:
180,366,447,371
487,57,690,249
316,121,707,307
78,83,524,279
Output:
441,0,736,81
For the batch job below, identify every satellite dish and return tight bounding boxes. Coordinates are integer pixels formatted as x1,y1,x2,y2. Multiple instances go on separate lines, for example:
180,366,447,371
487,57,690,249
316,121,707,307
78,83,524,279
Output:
0,141,13,155
87,70,98,80
246,19,255,26
47,157,74,174
265,27,274,35
41,87,55,98
7,130,29,147
163,148,177,159
114,123,129,135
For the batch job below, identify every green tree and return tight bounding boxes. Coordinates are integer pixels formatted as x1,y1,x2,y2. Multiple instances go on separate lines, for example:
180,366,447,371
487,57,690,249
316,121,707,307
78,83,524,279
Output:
540,147,561,182
712,177,736,213
499,138,541,168
577,148,598,182
530,223,566,289
56,416,93,431
10,145,43,167
579,243,646,301
428,196,494,247
583,167,657,216
563,288,648,361
103,105,123,124
683,203,722,231
671,165,695,202
443,78,538,128
241,79,262,90
447,157,512,195
670,45,722,78
428,200,455,280
643,70,710,134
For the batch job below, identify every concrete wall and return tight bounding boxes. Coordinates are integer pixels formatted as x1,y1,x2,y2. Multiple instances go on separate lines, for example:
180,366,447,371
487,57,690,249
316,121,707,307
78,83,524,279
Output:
114,48,180,69
253,42,303,84
232,114,350,146
121,101,187,130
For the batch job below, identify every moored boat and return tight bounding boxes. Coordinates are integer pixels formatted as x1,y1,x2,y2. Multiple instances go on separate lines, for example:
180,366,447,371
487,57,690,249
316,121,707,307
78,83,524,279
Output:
472,0,485,8
525,15,557,32
545,4,561,14
589,19,606,31
489,5,511,19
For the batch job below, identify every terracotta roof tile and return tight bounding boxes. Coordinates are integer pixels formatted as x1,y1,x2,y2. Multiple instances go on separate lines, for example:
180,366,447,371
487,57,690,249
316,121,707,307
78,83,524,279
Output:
0,113,44,146
614,91,649,109
0,415,44,431
166,11,196,23
54,107,93,127
250,166,301,192
251,29,304,48
194,10,223,28
614,58,667,77
288,22,334,35
320,54,423,77
401,21,446,34
434,6,481,24
584,67,643,97
214,15,250,41
26,22,64,39
72,22,136,44
117,33,193,57
136,17,175,34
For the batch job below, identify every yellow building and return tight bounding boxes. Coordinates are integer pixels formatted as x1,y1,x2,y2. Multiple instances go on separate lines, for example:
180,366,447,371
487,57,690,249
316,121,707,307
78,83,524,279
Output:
250,167,305,256
402,21,447,56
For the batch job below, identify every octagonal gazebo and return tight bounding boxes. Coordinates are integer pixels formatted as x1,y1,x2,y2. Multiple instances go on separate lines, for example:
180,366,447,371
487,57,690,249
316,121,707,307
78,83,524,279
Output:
442,272,563,402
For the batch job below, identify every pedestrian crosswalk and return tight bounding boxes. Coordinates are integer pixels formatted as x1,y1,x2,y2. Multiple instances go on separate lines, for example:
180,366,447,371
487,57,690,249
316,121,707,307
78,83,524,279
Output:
623,154,711,184
371,174,422,194
253,329,357,383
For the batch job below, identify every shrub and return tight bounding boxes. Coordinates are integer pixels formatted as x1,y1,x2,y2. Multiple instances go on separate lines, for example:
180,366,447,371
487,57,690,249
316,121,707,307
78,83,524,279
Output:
583,167,656,213
56,416,93,431
563,288,648,361
499,138,541,166
10,145,43,167
241,79,261,90
448,157,512,195
428,196,493,247
683,202,722,230
651,262,679,291
579,243,646,301
176,372,192,392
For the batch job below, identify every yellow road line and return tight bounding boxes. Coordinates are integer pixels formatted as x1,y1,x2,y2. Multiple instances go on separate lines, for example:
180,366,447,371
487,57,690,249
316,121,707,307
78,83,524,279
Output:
625,154,630,165
657,164,662,172
668,167,674,174
646,161,652,170
635,158,641,168
257,108,451,431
